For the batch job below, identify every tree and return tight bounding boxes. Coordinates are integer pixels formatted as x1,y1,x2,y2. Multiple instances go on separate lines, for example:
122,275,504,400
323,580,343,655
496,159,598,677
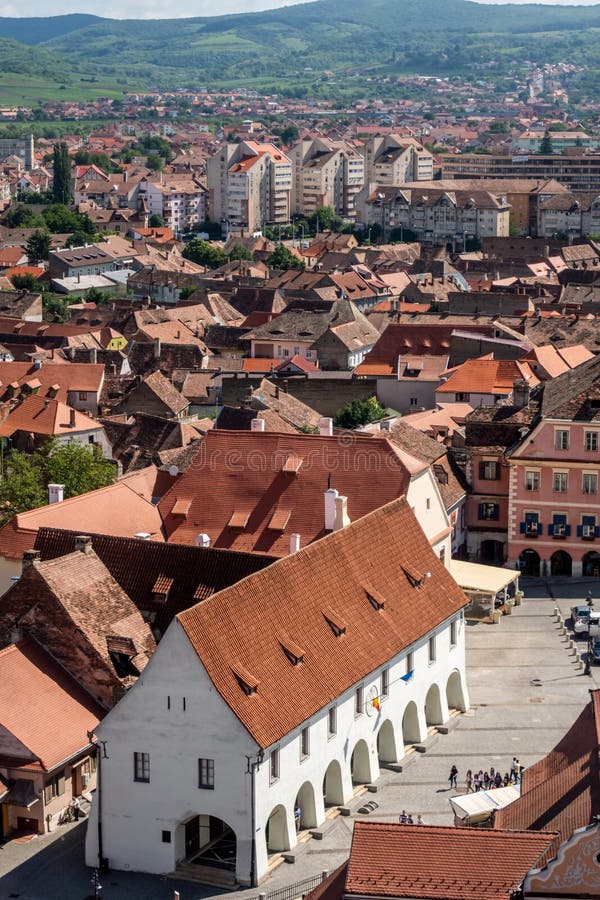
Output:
146,154,164,172
26,230,51,265
43,293,70,323
149,213,165,228
333,396,386,429
52,141,71,205
229,243,252,261
10,273,40,291
539,130,554,155
279,124,299,144
182,238,227,269
267,243,305,270
5,204,43,228
43,442,115,499
0,452,46,524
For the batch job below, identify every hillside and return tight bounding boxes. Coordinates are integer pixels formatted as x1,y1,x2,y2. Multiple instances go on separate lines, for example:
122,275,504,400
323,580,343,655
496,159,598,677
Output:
2,0,600,101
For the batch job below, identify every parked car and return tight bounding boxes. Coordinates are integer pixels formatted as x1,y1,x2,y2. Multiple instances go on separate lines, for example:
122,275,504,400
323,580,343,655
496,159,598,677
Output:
590,638,600,664
571,605,591,633
589,611,600,637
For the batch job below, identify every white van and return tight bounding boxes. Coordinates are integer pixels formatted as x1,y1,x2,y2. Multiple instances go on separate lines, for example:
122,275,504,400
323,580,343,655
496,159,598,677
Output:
589,611,600,637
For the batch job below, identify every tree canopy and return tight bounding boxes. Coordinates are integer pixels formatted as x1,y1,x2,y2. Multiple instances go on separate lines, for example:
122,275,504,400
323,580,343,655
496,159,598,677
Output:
26,230,51,265
333,396,386,429
267,243,305,270
182,238,226,269
52,141,71,205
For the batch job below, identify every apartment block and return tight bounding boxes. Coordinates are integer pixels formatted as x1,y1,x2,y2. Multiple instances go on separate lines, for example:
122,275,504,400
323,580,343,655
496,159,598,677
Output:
290,138,364,219
363,136,434,186
138,176,207,237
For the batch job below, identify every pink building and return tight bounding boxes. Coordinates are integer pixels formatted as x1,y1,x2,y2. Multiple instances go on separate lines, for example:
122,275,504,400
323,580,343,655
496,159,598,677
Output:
508,357,600,577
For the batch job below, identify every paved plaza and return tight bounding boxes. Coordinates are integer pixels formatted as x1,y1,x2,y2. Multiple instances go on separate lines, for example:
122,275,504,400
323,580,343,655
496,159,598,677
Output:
1,576,598,900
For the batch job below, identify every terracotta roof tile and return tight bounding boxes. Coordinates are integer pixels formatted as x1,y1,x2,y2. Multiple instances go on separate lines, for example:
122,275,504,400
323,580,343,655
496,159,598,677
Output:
437,359,539,395
0,362,104,404
0,394,101,437
0,638,104,771
178,497,468,748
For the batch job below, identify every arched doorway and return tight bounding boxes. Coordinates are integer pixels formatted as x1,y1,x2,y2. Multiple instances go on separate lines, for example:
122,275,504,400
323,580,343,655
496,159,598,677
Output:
402,701,421,747
424,683,443,726
480,540,504,565
377,720,397,764
446,670,466,713
519,549,540,577
178,815,237,872
583,551,600,577
351,739,371,784
295,781,317,831
322,760,344,807
551,549,572,576
265,804,290,853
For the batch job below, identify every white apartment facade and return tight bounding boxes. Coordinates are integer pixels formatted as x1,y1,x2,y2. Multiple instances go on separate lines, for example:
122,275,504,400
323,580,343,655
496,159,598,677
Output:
363,136,434,185
290,138,364,219
139,176,207,236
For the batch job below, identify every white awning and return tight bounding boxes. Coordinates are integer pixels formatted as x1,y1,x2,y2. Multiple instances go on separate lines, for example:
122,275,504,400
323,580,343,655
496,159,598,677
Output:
449,559,519,596
450,785,520,824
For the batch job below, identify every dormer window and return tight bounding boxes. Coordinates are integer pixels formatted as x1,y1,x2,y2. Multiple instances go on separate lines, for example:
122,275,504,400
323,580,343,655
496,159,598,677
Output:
277,630,305,666
152,574,173,604
322,609,346,637
231,662,259,696
365,587,385,611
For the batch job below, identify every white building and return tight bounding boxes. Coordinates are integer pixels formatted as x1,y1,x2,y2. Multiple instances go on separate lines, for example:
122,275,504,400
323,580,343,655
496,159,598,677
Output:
290,138,364,219
85,497,469,885
139,176,207,236
363,136,434,185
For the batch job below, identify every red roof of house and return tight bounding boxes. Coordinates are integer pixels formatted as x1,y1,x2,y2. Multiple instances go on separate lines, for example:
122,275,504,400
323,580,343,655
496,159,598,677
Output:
0,361,104,404
275,354,318,373
178,497,468,748
0,394,100,438
436,359,539,395
344,822,558,900
0,638,104,771
355,323,491,376
159,429,420,554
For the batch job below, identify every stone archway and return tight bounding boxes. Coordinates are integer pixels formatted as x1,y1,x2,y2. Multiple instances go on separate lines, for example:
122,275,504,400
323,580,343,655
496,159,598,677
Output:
322,759,344,807
583,551,600,577
402,700,421,747
377,719,398,764
265,804,290,853
519,548,540,577
177,814,237,872
295,781,317,830
425,682,443,726
446,669,467,713
551,549,572,576
480,539,505,565
351,739,372,784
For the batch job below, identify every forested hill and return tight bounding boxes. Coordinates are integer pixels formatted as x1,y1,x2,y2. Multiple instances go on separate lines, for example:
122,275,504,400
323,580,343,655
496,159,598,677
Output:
2,0,600,96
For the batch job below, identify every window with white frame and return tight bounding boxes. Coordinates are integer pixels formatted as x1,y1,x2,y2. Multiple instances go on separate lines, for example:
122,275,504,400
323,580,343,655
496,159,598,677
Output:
585,431,599,452
525,470,540,491
300,727,310,761
428,636,436,664
270,749,280,783
555,429,570,450
133,752,150,783
198,758,214,789
553,472,568,493
328,706,337,738
355,685,364,716
583,472,598,494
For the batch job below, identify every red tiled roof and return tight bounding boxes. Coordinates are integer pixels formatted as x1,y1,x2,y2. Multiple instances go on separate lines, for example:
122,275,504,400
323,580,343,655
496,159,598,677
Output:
178,497,468,748
0,638,104,770
436,359,539,395
159,430,414,555
0,394,101,437
344,822,558,900
0,362,104,404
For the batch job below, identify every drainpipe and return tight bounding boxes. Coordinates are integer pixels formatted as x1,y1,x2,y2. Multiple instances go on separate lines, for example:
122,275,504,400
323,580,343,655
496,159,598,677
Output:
87,731,105,871
246,748,264,887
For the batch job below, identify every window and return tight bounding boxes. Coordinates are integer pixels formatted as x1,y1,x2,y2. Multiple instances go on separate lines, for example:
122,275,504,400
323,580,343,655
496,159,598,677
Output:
555,430,570,450
406,652,414,675
410,397,418,406
381,668,389,698
450,620,457,647
479,502,499,521
456,392,470,402
583,472,598,495
553,472,568,493
78,392,88,401
133,752,150,783
428,636,436,664
355,685,364,716
550,514,570,538
88,435,95,444
525,470,540,492
480,460,499,480
300,727,310,760
328,706,337,738
426,498,431,510
270,749,280,783
439,547,446,565
585,431,599,452
198,758,214,789
521,512,540,537
580,515,598,539
162,831,171,843
44,771,65,803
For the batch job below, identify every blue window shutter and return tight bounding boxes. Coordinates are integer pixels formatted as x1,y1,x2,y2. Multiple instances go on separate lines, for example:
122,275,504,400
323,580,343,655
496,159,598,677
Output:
566,525,571,537
548,524,554,536
537,522,543,535
478,503,484,519
520,522,526,534
595,526,600,538
577,525,583,537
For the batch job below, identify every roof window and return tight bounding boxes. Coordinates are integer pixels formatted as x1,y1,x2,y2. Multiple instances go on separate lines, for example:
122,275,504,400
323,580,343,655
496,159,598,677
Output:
231,662,259,696
228,509,250,529
364,586,386,611
322,608,346,637
277,630,305,666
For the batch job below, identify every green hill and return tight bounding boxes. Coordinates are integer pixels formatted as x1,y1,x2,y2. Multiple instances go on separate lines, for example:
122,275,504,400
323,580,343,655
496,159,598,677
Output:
2,1,600,101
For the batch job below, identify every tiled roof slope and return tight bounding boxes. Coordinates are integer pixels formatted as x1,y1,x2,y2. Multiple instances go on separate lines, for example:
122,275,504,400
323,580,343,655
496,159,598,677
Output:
355,322,492,375
0,638,104,770
436,359,539,395
0,394,100,437
158,430,414,554
541,353,600,420
495,696,600,843
178,497,468,748
34,529,277,637
0,362,105,404
343,822,557,900
251,378,322,430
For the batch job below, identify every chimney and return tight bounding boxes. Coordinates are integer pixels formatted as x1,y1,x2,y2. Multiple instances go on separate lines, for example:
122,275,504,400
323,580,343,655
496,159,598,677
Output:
250,417,265,432
75,534,93,554
154,337,161,359
275,385,280,399
10,625,23,643
47,483,64,504
22,548,41,571
512,378,531,410
134,532,151,541
195,533,210,548
69,408,76,428
319,417,333,437
290,533,301,554
325,487,338,531
90,348,97,364
33,358,42,370
333,494,351,531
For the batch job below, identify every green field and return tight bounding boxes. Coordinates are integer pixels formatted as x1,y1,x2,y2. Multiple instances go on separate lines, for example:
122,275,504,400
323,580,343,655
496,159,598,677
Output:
0,73,126,106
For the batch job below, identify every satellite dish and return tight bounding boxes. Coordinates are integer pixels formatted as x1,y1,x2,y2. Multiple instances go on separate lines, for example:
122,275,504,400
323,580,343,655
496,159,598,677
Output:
168,465,179,477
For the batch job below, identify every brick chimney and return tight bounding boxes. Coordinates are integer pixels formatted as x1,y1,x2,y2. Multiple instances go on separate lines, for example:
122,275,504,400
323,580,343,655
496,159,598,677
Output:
22,548,41,571
75,535,93,554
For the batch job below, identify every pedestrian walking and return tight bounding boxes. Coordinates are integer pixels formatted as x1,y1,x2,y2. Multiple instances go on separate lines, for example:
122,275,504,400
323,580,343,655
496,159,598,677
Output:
587,590,593,607
449,764,458,789
465,769,473,793
399,809,408,824
406,814,414,824
294,805,302,832
483,771,490,790
513,759,521,783
416,814,425,825
474,771,481,792
510,757,517,780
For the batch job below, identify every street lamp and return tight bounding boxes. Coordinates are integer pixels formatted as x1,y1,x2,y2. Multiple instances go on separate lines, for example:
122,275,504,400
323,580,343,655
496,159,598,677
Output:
300,224,305,247
292,223,296,247
367,226,372,245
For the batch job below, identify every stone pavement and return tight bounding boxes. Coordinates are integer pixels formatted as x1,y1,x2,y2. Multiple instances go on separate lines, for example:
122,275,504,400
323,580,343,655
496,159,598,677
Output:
1,577,597,900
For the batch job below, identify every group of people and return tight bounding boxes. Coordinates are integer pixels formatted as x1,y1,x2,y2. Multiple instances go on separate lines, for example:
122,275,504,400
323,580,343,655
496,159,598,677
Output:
458,758,523,794
399,810,425,825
